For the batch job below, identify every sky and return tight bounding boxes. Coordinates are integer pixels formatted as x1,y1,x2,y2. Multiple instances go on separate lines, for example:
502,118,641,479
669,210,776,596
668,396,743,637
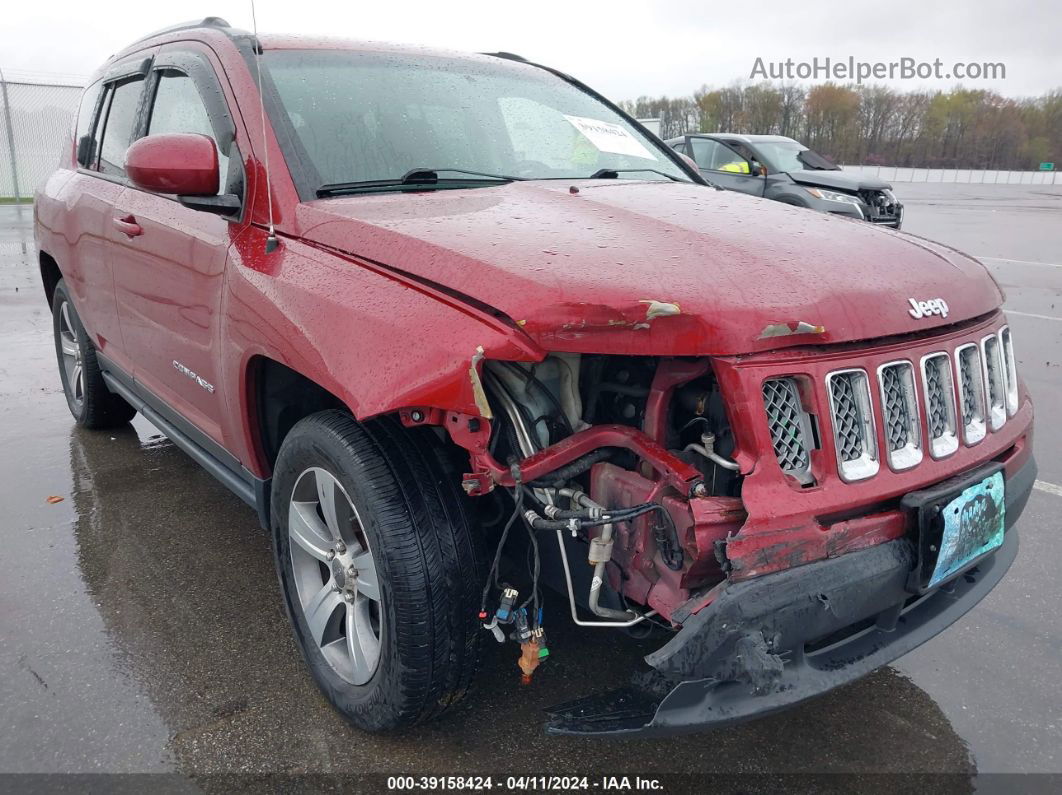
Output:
2,0,1059,99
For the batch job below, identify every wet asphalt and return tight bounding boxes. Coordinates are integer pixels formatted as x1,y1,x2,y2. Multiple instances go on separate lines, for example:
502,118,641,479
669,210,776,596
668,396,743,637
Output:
1,183,1060,791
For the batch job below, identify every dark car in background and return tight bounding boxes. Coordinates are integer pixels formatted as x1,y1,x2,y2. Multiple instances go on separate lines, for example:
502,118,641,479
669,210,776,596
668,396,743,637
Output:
667,133,904,228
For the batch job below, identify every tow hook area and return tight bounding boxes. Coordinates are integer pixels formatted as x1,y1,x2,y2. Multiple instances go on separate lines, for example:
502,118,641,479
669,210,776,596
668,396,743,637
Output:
721,632,784,696
645,539,918,686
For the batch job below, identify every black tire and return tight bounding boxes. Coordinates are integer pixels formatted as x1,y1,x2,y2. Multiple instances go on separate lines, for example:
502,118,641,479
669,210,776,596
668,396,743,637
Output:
271,410,482,731
52,279,136,429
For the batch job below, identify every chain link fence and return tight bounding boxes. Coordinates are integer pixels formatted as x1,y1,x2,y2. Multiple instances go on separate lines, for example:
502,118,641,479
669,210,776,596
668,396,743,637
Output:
0,71,85,203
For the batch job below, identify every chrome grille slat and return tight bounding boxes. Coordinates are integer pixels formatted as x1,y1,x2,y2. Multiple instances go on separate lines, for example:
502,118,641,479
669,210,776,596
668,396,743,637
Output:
921,353,960,460
925,358,948,438
984,339,1002,404
881,367,910,451
878,361,922,470
1000,326,1018,416
955,343,986,445
959,349,977,426
981,334,1006,431
830,375,864,462
826,369,878,481
762,377,813,483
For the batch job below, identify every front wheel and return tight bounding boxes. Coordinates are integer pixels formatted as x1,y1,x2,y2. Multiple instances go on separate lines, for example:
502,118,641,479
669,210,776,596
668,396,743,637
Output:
271,411,482,732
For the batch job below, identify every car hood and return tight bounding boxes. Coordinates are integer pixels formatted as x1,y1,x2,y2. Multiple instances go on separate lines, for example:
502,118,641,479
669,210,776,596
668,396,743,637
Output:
785,169,894,193
295,180,999,356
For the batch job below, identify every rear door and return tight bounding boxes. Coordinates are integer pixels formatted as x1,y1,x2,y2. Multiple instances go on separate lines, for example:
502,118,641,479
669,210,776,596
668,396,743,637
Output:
687,136,765,196
61,58,152,374
108,45,248,450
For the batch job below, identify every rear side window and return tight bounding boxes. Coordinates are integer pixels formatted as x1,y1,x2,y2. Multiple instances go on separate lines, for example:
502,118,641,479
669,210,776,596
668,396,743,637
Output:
98,77,145,177
147,70,228,190
74,80,103,167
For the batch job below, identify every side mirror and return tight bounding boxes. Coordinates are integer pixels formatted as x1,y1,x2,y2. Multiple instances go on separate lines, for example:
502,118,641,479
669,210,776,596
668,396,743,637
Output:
677,152,699,171
125,133,220,196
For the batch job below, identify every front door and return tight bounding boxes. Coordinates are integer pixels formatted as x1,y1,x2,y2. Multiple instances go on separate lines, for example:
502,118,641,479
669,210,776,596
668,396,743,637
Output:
687,136,765,197
107,47,247,450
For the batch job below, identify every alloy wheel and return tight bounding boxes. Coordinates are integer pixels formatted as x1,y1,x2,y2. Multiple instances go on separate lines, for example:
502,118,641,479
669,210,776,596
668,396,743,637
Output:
58,300,84,407
288,466,382,685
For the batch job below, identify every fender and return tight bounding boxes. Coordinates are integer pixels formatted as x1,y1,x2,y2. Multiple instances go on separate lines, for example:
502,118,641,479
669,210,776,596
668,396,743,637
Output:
221,225,542,477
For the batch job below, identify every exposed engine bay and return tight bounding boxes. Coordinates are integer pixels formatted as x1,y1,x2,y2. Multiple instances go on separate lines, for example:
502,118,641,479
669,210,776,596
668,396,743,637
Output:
437,354,748,676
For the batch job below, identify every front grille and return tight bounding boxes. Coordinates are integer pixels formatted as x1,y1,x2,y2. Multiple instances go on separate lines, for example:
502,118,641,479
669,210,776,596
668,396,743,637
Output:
762,378,813,483
760,328,1015,483
955,344,986,444
826,370,878,481
878,361,922,470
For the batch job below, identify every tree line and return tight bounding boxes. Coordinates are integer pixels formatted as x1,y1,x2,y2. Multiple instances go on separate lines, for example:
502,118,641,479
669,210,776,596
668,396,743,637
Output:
621,83,1061,170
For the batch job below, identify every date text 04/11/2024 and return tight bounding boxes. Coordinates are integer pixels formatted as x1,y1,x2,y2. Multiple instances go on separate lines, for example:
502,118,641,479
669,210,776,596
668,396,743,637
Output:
386,776,664,791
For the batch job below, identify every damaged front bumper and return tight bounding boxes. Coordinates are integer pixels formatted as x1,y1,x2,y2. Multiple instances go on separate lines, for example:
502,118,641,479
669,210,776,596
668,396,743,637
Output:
545,455,1035,737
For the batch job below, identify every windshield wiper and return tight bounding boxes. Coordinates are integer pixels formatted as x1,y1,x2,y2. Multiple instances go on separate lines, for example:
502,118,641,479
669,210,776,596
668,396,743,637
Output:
317,168,524,197
588,168,684,182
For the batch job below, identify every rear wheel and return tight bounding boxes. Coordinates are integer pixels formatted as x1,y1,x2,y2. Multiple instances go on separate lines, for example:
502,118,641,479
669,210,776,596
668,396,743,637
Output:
271,410,482,731
52,280,136,429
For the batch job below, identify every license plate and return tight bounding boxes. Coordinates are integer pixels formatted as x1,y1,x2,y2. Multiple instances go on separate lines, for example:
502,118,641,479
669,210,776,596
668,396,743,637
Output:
926,471,1005,588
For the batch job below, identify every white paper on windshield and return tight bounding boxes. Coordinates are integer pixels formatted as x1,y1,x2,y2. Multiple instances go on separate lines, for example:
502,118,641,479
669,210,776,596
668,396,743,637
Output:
564,114,657,160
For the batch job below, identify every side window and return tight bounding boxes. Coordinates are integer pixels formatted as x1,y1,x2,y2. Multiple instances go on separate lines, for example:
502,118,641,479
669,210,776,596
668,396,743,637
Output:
147,70,229,191
75,80,104,167
688,138,749,173
727,141,757,161
671,141,687,155
98,77,145,177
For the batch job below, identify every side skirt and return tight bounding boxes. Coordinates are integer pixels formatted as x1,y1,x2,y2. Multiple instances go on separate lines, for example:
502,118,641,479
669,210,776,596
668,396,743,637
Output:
98,354,271,529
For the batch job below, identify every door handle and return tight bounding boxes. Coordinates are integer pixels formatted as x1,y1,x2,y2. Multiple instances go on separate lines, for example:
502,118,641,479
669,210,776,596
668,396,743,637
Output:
113,214,143,238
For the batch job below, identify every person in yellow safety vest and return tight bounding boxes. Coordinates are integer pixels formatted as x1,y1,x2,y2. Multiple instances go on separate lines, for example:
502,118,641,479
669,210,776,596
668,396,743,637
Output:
719,159,751,174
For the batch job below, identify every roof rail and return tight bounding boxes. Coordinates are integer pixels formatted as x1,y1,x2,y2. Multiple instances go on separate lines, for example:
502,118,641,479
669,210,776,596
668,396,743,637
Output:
483,51,528,63
130,17,232,46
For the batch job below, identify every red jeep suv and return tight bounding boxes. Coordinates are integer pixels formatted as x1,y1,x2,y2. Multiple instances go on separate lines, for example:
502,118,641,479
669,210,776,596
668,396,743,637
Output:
35,17,1035,736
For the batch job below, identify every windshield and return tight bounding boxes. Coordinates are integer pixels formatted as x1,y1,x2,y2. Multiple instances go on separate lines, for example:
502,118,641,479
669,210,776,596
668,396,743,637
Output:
752,140,840,173
262,49,689,193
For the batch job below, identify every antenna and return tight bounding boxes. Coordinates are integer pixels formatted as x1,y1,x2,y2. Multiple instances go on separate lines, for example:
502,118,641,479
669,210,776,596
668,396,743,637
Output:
250,0,279,253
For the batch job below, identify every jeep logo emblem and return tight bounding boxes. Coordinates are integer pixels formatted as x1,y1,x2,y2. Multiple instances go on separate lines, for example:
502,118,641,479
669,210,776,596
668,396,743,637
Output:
908,297,949,319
